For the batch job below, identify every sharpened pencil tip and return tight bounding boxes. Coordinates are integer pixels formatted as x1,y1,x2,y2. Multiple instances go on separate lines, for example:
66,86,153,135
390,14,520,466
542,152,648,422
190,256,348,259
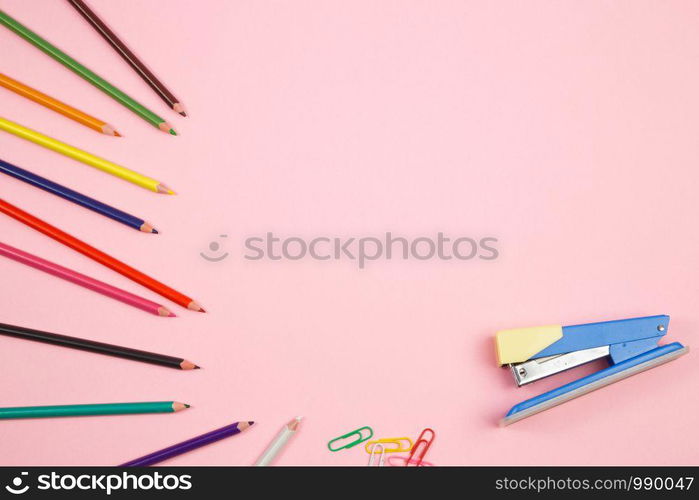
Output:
173,103,187,116
102,124,120,136
158,306,175,317
188,301,205,312
156,184,176,195
141,222,157,233
194,365,201,369
248,421,255,426
158,121,175,134
184,404,191,408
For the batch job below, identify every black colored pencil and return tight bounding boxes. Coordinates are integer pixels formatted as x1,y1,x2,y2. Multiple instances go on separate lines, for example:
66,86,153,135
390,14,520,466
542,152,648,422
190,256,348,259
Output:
67,0,187,116
0,323,199,370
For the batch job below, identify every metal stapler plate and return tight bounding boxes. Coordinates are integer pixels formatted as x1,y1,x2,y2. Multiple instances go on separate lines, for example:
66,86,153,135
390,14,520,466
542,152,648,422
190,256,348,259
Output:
510,346,610,386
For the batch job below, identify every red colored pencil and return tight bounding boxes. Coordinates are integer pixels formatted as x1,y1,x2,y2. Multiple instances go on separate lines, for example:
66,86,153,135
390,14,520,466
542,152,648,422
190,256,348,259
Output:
0,198,204,312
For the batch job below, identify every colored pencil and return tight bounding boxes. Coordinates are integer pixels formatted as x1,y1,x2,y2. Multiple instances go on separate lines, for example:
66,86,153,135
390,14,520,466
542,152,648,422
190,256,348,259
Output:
0,10,176,134
0,199,205,312
0,158,157,232
67,0,187,116
0,73,119,136
0,117,173,194
120,421,254,466
255,416,303,466
0,401,189,420
0,323,198,369
0,242,173,317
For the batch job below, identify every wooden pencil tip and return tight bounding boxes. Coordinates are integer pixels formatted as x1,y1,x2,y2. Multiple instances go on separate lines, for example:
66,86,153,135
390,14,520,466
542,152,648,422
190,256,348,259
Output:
140,222,157,233
158,122,176,135
158,306,176,317
237,421,254,431
248,421,255,426
194,365,201,369
188,301,205,312
184,404,191,408
156,184,176,195
173,103,187,116
102,124,120,136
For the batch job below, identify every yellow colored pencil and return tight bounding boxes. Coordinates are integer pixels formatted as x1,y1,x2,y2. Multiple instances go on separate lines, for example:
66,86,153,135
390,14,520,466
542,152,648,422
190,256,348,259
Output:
0,117,173,194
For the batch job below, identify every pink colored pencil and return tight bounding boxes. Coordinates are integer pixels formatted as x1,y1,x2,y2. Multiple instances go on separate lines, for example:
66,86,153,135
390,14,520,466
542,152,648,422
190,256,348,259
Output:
0,241,174,317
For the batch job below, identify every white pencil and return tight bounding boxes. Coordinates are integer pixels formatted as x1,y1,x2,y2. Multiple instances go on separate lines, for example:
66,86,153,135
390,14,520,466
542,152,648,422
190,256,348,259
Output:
254,416,302,466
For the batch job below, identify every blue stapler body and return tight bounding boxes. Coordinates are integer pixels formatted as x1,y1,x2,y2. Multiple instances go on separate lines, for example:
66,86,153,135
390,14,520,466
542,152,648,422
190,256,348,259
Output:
495,315,689,425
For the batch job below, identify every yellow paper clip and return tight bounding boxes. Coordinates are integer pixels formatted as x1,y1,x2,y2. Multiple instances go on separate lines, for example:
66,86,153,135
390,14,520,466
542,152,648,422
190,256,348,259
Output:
327,426,374,452
367,443,385,466
364,437,414,454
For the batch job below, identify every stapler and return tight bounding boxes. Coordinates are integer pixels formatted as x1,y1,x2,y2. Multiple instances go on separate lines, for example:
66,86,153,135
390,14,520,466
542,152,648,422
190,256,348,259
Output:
496,315,688,426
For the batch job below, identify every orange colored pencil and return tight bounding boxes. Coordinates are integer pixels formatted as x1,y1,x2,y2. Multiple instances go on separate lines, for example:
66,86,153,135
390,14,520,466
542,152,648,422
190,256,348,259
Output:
0,198,204,312
0,73,119,136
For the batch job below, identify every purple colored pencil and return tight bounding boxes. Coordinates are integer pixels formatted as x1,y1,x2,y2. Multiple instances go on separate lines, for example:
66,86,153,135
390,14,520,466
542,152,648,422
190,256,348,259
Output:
119,421,254,466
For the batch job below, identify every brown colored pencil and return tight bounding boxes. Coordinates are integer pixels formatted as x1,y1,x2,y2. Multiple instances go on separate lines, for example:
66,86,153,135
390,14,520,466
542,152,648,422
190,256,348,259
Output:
67,0,187,116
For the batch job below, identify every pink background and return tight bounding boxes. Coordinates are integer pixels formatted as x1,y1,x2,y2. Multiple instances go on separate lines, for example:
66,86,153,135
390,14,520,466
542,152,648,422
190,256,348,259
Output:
1,0,698,465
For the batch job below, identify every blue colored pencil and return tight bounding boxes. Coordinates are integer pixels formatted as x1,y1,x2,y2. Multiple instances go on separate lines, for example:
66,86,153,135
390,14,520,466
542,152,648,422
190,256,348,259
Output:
0,158,157,233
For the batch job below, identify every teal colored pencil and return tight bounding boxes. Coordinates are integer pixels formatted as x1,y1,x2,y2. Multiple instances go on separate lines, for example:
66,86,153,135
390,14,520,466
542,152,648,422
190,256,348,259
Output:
0,401,189,419
0,10,176,135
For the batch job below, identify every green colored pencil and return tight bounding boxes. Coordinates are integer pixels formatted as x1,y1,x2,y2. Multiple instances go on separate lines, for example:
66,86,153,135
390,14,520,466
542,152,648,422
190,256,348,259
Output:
0,401,189,419
0,10,176,135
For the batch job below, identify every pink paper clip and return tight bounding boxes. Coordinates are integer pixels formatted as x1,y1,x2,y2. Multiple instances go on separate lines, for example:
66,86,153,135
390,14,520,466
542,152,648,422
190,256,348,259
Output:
387,455,434,467
405,428,435,466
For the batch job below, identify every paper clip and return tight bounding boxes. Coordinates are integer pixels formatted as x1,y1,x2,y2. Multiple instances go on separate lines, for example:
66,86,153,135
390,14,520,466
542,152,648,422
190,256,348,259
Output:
367,443,385,466
405,428,435,466
327,426,374,452
387,455,434,467
364,437,413,454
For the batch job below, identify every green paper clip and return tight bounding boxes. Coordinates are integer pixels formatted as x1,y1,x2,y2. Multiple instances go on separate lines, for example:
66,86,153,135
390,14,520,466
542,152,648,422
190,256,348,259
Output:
327,426,374,452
